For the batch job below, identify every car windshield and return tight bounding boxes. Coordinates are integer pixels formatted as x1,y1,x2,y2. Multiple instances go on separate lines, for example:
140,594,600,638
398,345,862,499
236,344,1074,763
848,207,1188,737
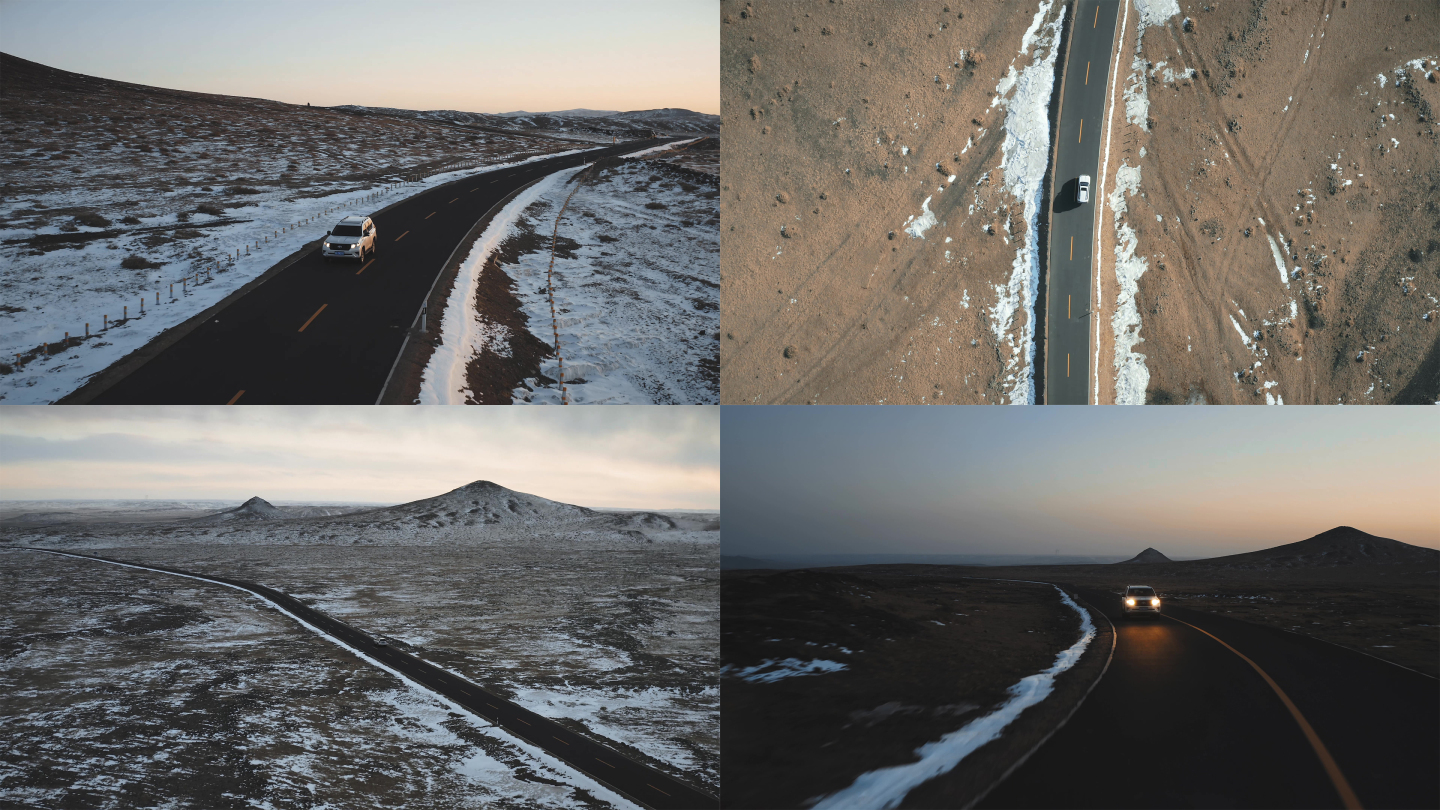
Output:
1128,587,1156,597
332,225,362,237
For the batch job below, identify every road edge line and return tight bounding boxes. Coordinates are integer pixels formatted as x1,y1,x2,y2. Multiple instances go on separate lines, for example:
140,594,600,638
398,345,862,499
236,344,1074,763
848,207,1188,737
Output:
963,584,1117,810
1094,0,1129,404
20,548,666,810
1162,612,1363,810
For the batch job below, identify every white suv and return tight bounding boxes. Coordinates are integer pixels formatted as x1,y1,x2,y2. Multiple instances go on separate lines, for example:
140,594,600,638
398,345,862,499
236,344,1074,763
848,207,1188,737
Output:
1123,585,1160,617
322,215,376,262
1077,175,1091,204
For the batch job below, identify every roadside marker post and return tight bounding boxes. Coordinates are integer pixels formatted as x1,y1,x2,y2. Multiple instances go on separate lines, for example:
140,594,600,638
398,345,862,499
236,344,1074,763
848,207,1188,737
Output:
85,323,89,337
103,315,108,330
123,306,127,320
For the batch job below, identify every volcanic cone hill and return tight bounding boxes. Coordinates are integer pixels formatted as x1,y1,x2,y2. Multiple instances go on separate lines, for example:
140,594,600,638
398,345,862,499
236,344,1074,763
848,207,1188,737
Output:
190,496,286,524
1118,547,1173,564
350,480,598,528
1191,527,1439,570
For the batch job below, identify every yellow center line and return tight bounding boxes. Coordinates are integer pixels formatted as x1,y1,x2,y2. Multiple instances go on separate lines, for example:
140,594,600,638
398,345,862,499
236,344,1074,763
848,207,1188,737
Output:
449,197,459,203
1067,353,1071,377
1069,235,1074,261
648,784,671,797
597,758,615,768
553,736,569,745
424,211,436,219
1094,3,1100,27
1078,119,1084,143
516,718,531,726
356,259,375,276
1086,60,1091,85
489,178,500,183
470,187,479,192
298,303,327,333
226,389,245,405
395,231,409,241
1163,614,1363,809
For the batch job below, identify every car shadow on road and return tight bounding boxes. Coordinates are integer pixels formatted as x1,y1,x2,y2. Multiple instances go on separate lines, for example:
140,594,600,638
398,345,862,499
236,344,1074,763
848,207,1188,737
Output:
1052,178,1083,215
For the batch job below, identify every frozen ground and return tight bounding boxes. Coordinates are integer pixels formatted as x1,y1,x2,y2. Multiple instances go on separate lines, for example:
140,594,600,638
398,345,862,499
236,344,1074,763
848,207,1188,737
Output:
0,548,638,809
1,482,721,795
422,145,719,404
0,52,600,403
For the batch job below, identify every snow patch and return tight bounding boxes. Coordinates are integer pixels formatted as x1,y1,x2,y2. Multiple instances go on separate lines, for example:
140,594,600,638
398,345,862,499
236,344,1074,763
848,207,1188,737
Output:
1109,163,1150,404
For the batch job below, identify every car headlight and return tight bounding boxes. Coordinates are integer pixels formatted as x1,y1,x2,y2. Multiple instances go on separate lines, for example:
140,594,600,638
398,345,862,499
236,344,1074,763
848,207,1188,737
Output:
1125,598,1135,606
1151,598,1160,607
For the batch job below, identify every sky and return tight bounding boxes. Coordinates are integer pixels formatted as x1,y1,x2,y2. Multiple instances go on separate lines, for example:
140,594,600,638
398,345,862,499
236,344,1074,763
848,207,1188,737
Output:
0,406,719,509
723,407,1439,559
0,0,717,115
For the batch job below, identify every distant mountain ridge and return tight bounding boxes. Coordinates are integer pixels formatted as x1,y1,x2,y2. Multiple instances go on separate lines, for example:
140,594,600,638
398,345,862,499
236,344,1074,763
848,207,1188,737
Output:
332,104,719,136
1194,526,1438,569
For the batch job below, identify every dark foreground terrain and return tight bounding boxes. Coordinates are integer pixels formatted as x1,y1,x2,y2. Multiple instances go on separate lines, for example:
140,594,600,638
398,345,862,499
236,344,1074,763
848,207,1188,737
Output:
720,569,1097,809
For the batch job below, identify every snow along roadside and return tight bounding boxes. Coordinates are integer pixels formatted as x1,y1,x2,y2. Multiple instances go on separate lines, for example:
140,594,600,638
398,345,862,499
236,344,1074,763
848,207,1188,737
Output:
418,138,703,404
417,165,588,404
988,0,1067,405
22,548,641,810
809,584,1095,810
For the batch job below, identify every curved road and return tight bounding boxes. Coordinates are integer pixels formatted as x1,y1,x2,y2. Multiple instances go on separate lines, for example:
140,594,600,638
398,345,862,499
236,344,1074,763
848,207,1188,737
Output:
1046,0,1121,404
88,138,682,404
33,549,717,810
979,586,1438,809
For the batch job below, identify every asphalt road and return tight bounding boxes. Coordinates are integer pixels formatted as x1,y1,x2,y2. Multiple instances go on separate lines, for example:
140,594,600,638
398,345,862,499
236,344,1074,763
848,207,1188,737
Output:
89,138,682,404
1045,0,1121,405
979,586,1438,809
34,549,717,810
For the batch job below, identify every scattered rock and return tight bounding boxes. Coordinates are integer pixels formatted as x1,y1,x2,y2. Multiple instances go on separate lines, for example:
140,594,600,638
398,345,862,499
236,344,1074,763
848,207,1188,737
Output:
776,191,790,204
783,345,797,358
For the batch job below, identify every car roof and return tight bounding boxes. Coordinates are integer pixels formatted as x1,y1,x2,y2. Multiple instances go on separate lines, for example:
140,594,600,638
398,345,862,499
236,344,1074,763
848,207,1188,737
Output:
337,215,367,224
1125,584,1153,589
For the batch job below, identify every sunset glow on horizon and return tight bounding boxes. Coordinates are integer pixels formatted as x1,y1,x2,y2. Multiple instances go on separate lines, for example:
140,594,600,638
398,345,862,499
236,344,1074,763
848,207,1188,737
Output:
723,407,1439,559
0,1,718,115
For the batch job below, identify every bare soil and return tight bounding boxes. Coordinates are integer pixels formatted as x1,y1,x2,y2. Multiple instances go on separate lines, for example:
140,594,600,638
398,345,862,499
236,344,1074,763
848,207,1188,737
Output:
720,569,1089,809
719,0,1068,404
1100,0,1440,404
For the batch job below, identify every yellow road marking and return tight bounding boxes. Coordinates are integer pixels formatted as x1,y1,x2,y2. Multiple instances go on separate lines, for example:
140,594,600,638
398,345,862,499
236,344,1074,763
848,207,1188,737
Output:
356,259,374,275
1162,615,1363,809
395,231,409,241
1079,119,1084,143
553,736,569,745
648,784,671,797
1067,353,1071,377
597,758,615,768
516,718,531,726
298,304,327,333
489,178,500,183
470,187,479,192
449,197,459,203
1086,61,1091,85
425,211,436,219
1094,3,1100,26
226,389,245,405
1069,235,1074,261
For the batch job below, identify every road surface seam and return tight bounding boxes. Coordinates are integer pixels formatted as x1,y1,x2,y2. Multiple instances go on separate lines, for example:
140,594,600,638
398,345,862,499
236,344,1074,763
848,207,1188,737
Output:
24,548,716,810
1162,613,1363,809
965,585,1118,810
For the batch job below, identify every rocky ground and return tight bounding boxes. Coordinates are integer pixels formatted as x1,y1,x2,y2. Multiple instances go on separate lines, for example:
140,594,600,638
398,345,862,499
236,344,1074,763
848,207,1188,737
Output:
1098,0,1439,404
720,0,1072,404
720,569,1088,808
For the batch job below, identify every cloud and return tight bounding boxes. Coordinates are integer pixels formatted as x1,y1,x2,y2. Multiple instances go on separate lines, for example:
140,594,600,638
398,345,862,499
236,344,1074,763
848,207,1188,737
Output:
0,406,718,509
